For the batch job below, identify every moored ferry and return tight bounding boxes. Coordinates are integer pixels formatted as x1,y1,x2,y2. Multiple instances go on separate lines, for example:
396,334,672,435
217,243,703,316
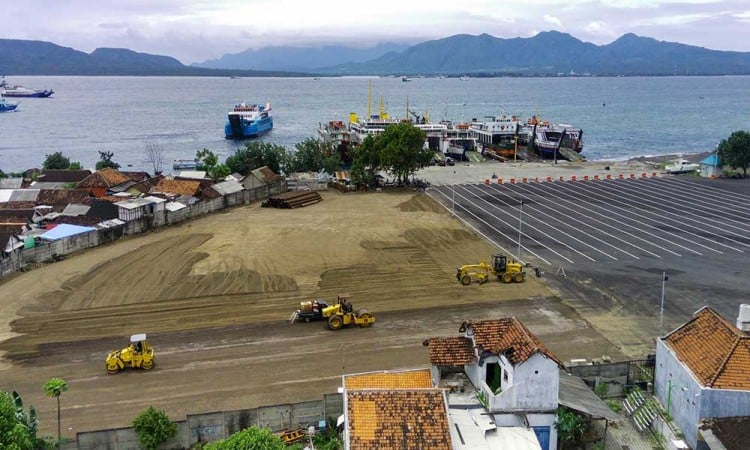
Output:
1,85,54,98
224,102,273,139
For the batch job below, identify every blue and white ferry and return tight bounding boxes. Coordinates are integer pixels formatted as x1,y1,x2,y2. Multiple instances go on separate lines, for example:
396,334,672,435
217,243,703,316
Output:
224,102,273,139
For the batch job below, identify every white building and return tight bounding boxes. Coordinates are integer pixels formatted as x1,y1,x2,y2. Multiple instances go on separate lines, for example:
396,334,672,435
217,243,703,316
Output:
655,305,750,449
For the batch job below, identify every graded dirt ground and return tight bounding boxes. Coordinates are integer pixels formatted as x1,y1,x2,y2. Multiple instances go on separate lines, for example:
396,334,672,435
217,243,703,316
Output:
0,190,633,437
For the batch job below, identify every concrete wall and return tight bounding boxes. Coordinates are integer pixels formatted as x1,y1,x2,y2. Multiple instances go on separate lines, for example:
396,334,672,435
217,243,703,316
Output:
0,182,285,279
485,354,559,411
74,394,343,450
568,361,632,397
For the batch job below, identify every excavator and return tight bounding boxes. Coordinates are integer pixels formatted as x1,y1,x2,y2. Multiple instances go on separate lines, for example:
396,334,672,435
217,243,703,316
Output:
456,254,525,285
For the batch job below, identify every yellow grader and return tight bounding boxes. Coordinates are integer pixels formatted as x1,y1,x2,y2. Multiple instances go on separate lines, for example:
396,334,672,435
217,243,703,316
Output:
105,334,155,374
456,254,525,285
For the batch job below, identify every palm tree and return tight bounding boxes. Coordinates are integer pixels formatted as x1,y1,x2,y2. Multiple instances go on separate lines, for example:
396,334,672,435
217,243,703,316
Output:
43,377,68,445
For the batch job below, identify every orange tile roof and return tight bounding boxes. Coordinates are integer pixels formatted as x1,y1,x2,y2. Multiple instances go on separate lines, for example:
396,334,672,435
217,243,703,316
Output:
77,168,130,188
664,307,750,390
427,337,475,366
153,179,201,196
463,318,564,367
344,369,433,390
347,390,452,450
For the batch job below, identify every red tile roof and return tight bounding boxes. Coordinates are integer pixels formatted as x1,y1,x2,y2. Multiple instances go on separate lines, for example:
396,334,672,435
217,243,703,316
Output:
344,369,433,390
153,179,201,196
462,318,564,367
347,390,452,450
120,171,151,182
40,169,92,183
254,166,283,183
37,189,91,210
664,307,750,390
77,168,131,188
427,337,476,366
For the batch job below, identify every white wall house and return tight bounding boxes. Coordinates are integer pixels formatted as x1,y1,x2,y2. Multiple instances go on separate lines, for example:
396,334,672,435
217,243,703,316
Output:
428,318,564,450
655,305,750,449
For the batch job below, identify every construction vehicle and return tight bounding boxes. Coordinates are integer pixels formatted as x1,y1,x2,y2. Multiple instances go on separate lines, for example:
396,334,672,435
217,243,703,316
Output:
105,334,155,374
291,299,330,322
321,294,375,331
456,254,525,285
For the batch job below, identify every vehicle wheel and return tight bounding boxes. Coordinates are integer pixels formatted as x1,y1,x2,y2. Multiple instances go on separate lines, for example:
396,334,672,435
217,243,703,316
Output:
461,275,471,285
142,359,154,370
358,313,373,327
514,273,524,283
106,361,120,374
304,317,311,323
502,273,513,283
328,315,343,331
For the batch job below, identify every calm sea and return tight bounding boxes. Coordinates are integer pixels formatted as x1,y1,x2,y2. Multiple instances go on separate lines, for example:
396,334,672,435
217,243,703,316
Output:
1,75,749,173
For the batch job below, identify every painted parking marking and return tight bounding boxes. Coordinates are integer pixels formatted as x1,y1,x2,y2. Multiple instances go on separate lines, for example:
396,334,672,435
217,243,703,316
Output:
659,177,750,215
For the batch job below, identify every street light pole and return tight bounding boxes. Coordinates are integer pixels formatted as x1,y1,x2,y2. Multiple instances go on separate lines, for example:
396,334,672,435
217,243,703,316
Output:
659,270,668,336
517,198,524,259
452,171,456,216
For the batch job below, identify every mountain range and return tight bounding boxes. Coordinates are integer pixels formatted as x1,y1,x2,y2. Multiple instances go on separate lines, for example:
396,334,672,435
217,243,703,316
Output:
3,32,750,76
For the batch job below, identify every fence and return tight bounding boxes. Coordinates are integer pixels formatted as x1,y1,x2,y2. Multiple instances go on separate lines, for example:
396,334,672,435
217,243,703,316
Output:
73,393,343,450
0,182,285,279
568,358,655,398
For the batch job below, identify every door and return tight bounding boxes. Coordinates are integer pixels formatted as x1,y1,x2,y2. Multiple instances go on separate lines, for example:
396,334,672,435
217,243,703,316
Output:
532,426,550,450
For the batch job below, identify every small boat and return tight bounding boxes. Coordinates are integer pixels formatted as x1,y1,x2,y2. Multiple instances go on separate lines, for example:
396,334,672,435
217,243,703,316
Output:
0,97,19,112
523,116,584,161
1,85,54,98
665,159,699,174
224,102,273,139
401,76,412,82
173,159,200,170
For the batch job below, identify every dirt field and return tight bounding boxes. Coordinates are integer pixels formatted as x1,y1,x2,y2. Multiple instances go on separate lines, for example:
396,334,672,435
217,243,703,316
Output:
0,190,631,437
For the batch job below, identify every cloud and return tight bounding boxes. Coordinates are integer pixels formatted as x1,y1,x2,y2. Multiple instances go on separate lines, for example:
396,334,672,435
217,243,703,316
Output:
544,15,563,28
634,12,720,26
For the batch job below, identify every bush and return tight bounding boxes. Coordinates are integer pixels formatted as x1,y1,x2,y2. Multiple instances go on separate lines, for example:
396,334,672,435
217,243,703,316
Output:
133,406,177,450
204,426,285,450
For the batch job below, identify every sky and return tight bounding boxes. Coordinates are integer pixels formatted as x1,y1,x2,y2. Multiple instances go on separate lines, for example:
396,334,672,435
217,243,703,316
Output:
4,0,750,64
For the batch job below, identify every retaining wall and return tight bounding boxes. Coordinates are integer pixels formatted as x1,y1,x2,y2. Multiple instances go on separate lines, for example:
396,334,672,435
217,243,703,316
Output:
74,394,343,450
0,182,285,279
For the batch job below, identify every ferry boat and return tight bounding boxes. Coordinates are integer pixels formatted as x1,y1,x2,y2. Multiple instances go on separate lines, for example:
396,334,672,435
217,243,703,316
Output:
224,102,273,139
0,97,19,112
441,122,478,161
173,159,201,170
1,85,54,98
317,120,355,165
470,114,523,159
522,116,584,161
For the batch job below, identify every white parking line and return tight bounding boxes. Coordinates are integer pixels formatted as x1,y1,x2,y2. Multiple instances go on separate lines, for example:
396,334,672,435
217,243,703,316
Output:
518,182,682,257
655,178,750,217
457,185,598,262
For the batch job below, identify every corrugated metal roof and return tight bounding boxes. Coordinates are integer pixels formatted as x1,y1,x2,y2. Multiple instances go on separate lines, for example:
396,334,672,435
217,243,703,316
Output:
117,198,156,210
143,195,166,203
0,178,23,189
211,180,244,195
39,224,96,241
0,190,12,203
700,154,720,166
165,202,187,212
9,189,40,202
62,204,91,216
177,171,207,179
558,371,619,420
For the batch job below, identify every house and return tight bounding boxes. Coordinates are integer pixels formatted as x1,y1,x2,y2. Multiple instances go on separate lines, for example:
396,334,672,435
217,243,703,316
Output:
77,168,132,197
427,318,566,450
38,169,92,183
239,166,283,190
655,305,750,449
152,178,202,199
116,196,166,221
211,179,244,196
341,369,453,450
699,153,723,178
36,189,91,212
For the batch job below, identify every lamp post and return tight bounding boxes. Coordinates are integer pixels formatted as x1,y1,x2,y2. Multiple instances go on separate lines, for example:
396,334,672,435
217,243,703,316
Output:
659,270,669,336
452,170,456,216
517,198,524,259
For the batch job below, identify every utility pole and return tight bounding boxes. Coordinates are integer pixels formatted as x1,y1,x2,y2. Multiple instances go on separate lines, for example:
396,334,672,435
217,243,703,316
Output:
517,198,524,259
452,171,456,216
659,270,668,336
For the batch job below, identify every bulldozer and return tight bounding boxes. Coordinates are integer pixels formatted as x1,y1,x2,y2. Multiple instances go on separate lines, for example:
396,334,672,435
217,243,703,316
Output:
456,254,525,285
105,334,155,374
321,294,375,331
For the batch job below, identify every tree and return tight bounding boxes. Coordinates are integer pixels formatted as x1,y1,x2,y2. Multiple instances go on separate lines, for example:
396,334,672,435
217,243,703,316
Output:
717,130,750,177
286,138,342,175
0,390,35,449
144,140,164,175
95,151,121,170
43,378,68,445
42,152,70,170
377,121,430,183
225,142,286,175
205,426,285,450
196,148,231,181
68,162,82,170
350,135,380,185
555,406,587,449
132,406,177,450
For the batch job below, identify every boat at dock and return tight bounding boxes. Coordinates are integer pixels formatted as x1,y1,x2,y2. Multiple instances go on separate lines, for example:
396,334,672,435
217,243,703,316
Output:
224,102,273,139
173,159,201,170
522,116,584,161
664,158,699,174
1,85,54,98
0,97,19,112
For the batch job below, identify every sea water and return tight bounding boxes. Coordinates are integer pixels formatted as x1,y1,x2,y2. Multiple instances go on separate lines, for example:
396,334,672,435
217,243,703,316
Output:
1,75,749,172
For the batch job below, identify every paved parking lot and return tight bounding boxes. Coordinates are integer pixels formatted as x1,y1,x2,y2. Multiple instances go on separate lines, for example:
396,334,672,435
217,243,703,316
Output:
428,176,750,336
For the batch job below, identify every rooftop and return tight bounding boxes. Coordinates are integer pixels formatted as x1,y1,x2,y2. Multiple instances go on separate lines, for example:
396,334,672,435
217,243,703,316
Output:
153,179,201,197
461,318,564,367
344,369,433,390
426,336,476,366
663,307,750,390
77,168,131,189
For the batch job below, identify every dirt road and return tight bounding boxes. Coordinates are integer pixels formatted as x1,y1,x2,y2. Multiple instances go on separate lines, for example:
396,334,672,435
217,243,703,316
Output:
0,191,628,437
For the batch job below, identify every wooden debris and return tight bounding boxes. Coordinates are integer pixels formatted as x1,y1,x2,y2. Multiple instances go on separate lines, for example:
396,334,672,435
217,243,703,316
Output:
262,190,322,208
